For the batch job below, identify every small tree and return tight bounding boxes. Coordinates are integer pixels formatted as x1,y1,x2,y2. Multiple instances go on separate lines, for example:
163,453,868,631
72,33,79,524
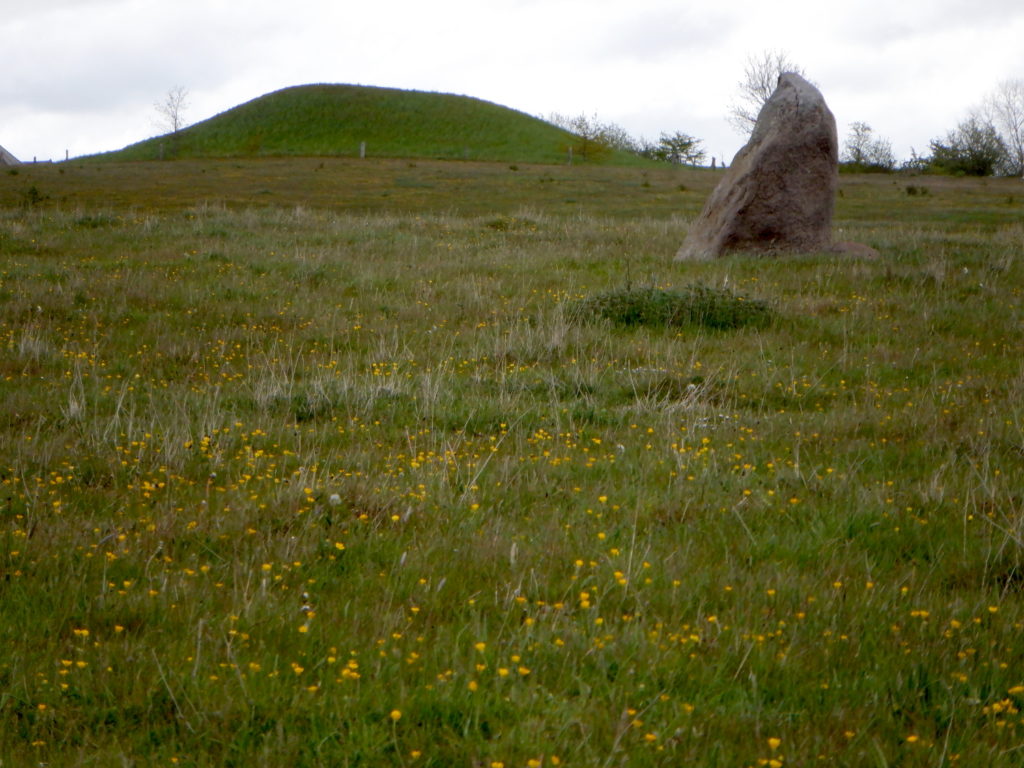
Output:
155,86,190,135
595,121,639,154
649,131,706,165
928,116,1006,176
548,112,637,161
841,122,896,171
727,50,806,136
899,148,931,174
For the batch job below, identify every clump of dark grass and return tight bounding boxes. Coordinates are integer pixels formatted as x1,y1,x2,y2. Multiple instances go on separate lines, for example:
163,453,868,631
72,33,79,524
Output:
571,284,773,330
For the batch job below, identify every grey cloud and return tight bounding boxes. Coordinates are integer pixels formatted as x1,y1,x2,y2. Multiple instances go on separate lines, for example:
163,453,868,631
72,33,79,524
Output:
599,8,730,62
841,0,1024,44
0,5,275,114
4,0,122,23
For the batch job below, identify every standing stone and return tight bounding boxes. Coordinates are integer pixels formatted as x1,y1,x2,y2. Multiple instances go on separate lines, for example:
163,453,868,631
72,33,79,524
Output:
676,73,839,260
0,144,20,167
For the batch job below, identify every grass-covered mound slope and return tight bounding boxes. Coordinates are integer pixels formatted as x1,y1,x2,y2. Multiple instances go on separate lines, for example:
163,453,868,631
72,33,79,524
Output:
91,84,641,165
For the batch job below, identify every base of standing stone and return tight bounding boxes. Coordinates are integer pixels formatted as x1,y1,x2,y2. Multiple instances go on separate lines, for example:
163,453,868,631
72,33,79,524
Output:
829,241,880,259
674,239,881,260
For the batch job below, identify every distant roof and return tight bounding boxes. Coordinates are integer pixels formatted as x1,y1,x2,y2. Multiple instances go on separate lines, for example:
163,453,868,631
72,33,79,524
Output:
0,144,21,166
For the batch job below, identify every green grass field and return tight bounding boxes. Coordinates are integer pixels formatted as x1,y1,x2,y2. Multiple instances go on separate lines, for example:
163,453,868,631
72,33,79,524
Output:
1,158,1023,767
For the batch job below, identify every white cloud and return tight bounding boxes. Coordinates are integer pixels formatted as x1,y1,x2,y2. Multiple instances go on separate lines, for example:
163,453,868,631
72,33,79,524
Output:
2,0,1023,163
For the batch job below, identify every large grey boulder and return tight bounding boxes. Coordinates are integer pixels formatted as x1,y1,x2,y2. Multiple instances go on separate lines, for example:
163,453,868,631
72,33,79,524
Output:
677,73,851,260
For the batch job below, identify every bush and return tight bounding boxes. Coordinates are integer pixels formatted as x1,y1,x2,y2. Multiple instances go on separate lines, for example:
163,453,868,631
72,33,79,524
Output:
840,122,896,172
20,185,47,209
927,117,1006,176
571,284,772,330
839,161,895,174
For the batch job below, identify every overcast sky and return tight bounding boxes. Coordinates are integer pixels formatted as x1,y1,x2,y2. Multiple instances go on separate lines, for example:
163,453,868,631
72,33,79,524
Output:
3,0,1023,165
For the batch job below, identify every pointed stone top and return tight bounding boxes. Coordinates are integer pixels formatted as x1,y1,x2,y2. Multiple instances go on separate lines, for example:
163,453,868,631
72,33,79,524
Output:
0,144,21,166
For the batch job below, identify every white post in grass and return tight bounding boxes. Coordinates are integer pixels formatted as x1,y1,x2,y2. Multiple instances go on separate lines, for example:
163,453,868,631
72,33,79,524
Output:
360,141,366,159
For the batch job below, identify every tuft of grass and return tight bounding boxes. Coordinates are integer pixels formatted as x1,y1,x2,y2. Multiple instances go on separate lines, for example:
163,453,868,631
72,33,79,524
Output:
572,284,773,330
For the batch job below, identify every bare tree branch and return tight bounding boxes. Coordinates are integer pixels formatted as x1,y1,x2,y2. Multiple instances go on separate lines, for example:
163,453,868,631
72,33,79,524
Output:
841,122,896,170
155,86,190,135
983,79,1024,176
727,50,806,136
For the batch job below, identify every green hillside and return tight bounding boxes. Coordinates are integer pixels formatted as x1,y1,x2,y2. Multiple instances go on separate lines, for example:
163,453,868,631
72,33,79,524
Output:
90,84,645,165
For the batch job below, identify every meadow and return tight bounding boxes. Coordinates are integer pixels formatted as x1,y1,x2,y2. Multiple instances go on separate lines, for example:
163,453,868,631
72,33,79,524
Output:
1,158,1023,766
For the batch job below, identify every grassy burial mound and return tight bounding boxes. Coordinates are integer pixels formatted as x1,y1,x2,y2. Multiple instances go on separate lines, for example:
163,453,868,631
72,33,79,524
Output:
90,84,642,165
